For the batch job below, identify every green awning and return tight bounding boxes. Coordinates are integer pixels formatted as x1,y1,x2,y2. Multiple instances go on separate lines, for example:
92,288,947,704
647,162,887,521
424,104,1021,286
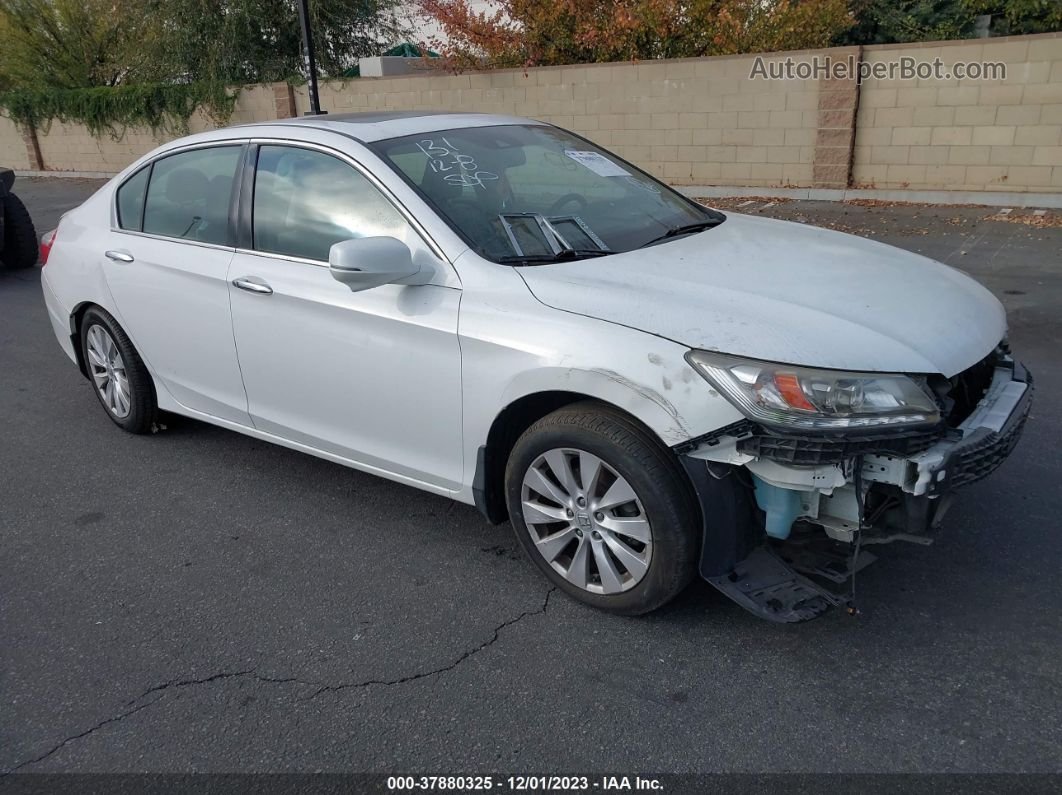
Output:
382,43,440,58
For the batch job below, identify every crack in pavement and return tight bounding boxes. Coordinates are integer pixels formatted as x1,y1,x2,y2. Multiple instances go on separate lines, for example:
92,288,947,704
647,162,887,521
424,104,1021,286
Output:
1,587,555,774
307,586,556,700
129,669,318,706
1,698,163,775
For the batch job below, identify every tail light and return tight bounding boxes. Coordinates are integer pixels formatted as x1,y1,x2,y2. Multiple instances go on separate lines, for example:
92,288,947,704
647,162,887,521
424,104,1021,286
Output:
39,228,58,266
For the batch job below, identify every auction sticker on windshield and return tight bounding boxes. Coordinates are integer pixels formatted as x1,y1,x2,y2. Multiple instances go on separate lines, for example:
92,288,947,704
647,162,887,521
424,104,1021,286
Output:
564,150,630,177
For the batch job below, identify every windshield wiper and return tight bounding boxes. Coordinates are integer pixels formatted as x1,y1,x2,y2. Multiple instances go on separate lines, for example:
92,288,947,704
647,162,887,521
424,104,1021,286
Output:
638,218,724,249
499,249,611,265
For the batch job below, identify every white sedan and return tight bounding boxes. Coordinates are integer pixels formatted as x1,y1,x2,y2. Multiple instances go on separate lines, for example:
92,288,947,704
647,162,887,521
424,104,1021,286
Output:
40,112,1031,622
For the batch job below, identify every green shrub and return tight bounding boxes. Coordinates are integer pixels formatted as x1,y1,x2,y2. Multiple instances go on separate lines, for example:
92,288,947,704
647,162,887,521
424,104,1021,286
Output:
0,82,238,138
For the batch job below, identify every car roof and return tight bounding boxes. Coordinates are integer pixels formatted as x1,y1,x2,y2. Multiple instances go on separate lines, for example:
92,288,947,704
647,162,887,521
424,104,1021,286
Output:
233,111,544,142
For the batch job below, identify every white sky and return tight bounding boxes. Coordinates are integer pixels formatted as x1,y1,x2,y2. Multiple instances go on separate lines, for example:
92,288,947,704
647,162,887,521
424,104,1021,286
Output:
400,0,499,47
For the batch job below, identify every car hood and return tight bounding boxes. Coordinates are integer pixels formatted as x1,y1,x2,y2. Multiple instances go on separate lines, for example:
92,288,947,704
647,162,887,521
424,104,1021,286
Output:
518,213,1005,377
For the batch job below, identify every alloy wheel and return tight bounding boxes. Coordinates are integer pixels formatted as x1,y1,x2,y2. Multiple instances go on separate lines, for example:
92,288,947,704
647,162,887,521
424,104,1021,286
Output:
86,324,131,419
520,448,653,594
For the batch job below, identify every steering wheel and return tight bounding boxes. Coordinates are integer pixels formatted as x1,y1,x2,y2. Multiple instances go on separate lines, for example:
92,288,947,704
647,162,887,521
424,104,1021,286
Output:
548,193,589,215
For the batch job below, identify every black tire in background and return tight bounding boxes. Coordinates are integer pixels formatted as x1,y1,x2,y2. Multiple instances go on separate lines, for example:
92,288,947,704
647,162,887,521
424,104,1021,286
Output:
505,401,700,615
1,192,39,270
79,307,158,434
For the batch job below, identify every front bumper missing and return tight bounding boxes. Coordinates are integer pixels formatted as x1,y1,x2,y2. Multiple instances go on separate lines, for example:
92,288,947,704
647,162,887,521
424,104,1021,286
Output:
678,358,1032,623
903,361,1031,497
678,456,847,623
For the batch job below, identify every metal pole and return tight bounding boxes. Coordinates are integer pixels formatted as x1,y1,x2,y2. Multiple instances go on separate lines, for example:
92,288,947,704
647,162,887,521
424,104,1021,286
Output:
297,0,325,115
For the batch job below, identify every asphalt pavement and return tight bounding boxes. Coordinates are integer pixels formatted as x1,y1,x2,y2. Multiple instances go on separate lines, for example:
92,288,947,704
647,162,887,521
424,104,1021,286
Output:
2,178,1060,774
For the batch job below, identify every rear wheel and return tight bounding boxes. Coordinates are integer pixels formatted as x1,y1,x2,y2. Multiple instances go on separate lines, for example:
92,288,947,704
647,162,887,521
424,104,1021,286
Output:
1,193,38,270
80,307,157,434
505,402,699,615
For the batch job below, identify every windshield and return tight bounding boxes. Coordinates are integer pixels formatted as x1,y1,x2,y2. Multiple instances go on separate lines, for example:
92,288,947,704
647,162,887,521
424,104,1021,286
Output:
371,124,724,263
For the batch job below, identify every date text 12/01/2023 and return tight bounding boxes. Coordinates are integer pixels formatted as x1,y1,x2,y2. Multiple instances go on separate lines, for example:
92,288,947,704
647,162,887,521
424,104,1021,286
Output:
386,775,664,791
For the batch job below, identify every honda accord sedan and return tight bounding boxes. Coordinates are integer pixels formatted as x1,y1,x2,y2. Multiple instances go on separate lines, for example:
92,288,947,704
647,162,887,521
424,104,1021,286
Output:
40,112,1031,622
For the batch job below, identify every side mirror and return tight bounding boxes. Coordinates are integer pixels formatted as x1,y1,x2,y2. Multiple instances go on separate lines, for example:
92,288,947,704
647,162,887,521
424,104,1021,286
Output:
328,237,429,292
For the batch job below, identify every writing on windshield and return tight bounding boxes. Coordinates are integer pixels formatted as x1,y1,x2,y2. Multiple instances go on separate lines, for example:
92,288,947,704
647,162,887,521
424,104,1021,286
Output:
415,137,499,189
374,124,722,262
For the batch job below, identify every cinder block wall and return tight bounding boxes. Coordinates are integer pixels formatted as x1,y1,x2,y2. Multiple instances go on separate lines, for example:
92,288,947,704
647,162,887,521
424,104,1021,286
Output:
2,34,1059,196
293,52,825,188
854,34,1062,192
0,115,31,170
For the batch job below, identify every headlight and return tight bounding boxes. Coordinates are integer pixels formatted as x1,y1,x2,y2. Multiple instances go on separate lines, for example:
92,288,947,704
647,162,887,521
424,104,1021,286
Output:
686,351,940,430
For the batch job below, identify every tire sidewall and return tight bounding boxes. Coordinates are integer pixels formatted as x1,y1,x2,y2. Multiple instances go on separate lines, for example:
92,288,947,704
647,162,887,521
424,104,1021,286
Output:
506,415,697,615
80,308,155,433
2,193,39,270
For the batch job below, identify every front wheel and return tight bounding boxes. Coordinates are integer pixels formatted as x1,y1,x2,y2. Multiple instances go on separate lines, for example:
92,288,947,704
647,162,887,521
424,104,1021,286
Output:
505,402,699,615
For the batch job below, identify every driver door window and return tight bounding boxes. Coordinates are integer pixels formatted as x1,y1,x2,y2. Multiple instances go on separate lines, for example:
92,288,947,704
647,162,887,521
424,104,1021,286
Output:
252,145,412,262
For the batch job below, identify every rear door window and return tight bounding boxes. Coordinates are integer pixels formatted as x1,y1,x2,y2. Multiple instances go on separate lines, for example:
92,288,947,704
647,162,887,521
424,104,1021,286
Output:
116,166,150,231
142,146,242,245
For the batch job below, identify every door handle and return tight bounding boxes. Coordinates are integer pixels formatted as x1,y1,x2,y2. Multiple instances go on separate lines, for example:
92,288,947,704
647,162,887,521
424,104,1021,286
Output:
104,250,134,263
232,276,273,295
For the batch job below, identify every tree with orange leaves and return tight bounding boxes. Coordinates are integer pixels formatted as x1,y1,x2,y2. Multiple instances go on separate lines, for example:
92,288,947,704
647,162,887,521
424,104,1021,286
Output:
418,0,854,69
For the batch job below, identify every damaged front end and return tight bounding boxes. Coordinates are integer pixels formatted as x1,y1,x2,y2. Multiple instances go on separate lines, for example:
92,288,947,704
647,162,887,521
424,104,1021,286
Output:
677,346,1032,623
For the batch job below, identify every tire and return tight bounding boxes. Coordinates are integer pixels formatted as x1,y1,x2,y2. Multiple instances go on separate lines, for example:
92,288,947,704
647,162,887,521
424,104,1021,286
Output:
79,307,157,434
1,192,39,270
505,401,699,615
